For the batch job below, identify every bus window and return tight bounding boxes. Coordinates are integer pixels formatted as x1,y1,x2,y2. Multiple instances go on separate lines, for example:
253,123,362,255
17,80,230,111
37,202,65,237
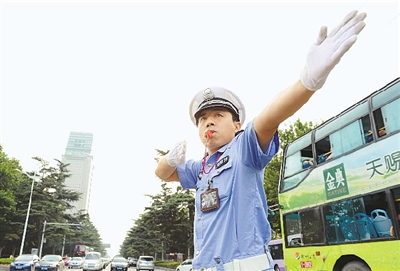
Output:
300,145,314,169
378,97,400,135
324,205,342,243
281,171,310,191
284,133,313,177
360,115,373,143
325,200,360,242
323,192,395,244
372,78,400,136
330,115,371,157
284,144,313,176
315,136,332,164
373,108,387,138
284,210,324,247
391,187,400,236
288,233,303,247
284,213,302,247
300,209,324,245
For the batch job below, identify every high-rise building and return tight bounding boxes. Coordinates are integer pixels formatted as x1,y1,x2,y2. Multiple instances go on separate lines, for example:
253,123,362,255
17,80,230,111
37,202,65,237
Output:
62,131,94,214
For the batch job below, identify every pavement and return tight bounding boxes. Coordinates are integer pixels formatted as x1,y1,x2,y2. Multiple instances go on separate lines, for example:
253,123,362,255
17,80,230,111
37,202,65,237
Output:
0,265,174,271
0,265,9,271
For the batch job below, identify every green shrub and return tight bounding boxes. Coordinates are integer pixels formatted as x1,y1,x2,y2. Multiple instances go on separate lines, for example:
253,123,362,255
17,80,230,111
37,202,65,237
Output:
155,260,181,269
0,258,15,264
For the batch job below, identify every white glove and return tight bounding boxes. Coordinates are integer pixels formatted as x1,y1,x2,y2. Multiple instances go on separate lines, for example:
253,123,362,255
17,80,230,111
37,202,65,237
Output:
300,10,367,91
166,141,187,167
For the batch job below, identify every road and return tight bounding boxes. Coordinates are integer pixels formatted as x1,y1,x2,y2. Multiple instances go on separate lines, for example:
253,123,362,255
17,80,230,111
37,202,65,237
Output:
108,266,173,271
94,266,173,271
0,265,173,271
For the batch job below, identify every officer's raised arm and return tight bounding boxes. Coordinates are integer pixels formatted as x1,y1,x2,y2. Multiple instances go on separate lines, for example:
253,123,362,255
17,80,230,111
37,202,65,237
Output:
254,10,367,152
155,141,186,182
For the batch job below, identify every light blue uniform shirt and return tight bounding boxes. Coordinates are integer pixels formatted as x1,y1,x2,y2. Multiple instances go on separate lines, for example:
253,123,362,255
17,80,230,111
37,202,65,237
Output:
177,120,279,271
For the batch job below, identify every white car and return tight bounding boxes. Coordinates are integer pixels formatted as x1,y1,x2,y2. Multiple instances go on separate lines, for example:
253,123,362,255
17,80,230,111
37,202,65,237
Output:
136,256,154,271
69,257,84,269
175,259,192,271
83,252,103,271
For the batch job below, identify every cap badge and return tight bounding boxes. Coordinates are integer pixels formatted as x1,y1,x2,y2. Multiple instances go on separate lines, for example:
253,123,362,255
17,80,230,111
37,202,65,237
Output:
203,88,214,101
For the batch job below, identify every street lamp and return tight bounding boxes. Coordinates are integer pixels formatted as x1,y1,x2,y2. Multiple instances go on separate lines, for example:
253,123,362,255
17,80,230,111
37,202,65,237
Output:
17,169,41,256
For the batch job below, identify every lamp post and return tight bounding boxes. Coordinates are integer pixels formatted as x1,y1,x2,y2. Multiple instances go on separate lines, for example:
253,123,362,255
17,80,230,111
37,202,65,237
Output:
39,220,47,258
61,234,66,256
17,169,41,256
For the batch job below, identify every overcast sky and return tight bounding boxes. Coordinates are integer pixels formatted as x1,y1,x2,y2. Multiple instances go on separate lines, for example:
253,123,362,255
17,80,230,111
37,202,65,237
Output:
1,0,399,257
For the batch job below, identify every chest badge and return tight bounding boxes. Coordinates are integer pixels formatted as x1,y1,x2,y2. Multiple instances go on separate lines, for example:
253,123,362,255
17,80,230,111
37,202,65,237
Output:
215,155,229,169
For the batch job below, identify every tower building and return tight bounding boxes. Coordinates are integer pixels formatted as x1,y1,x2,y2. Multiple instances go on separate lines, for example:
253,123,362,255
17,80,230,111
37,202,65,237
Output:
62,131,94,214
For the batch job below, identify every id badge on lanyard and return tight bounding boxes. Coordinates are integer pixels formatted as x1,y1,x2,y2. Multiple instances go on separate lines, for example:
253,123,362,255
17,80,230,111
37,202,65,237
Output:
199,153,229,212
200,185,219,212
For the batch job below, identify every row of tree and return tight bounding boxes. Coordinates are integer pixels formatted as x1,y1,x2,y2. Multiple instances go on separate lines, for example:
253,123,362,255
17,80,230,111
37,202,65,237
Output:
0,119,317,259
0,148,106,257
118,119,318,259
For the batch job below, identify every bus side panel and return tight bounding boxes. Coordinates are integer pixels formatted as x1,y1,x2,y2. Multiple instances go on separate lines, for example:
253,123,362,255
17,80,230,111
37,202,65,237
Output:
280,134,400,210
284,241,400,270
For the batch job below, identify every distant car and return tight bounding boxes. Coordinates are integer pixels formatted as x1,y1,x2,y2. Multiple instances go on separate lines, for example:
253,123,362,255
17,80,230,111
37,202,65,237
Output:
9,254,40,271
68,257,84,269
109,257,128,271
83,252,103,271
35,255,64,271
127,258,136,267
175,259,192,271
136,256,154,271
100,258,110,268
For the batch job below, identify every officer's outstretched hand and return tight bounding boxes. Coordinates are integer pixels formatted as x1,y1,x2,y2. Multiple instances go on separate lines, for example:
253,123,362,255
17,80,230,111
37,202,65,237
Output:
166,141,187,167
300,10,367,91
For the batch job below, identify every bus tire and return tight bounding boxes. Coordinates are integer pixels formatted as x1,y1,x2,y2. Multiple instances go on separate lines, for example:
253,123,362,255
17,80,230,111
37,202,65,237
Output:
342,261,370,271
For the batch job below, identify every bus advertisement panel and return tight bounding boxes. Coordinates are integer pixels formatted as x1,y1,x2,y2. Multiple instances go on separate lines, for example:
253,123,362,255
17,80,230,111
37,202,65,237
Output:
278,78,400,271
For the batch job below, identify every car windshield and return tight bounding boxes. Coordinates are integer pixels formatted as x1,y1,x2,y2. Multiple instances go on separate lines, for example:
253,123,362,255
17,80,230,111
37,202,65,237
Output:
72,258,82,261
85,254,99,260
112,258,126,262
140,257,153,261
16,255,33,261
42,256,59,261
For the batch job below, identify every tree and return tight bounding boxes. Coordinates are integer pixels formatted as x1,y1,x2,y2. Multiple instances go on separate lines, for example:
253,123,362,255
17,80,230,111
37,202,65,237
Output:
12,157,82,255
263,119,320,238
0,149,104,257
120,183,194,259
0,145,23,257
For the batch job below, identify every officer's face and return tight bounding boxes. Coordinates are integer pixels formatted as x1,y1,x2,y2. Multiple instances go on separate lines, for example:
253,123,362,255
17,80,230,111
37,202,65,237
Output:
197,108,241,154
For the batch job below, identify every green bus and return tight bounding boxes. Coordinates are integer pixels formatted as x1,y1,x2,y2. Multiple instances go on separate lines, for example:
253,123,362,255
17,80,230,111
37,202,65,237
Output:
278,77,400,271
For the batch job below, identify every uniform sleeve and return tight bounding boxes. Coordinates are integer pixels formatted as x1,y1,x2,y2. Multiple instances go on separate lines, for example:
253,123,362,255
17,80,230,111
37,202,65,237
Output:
176,159,202,189
239,120,280,170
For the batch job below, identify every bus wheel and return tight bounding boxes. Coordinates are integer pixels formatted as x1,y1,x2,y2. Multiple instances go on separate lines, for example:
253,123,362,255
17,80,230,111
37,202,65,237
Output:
342,261,371,271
